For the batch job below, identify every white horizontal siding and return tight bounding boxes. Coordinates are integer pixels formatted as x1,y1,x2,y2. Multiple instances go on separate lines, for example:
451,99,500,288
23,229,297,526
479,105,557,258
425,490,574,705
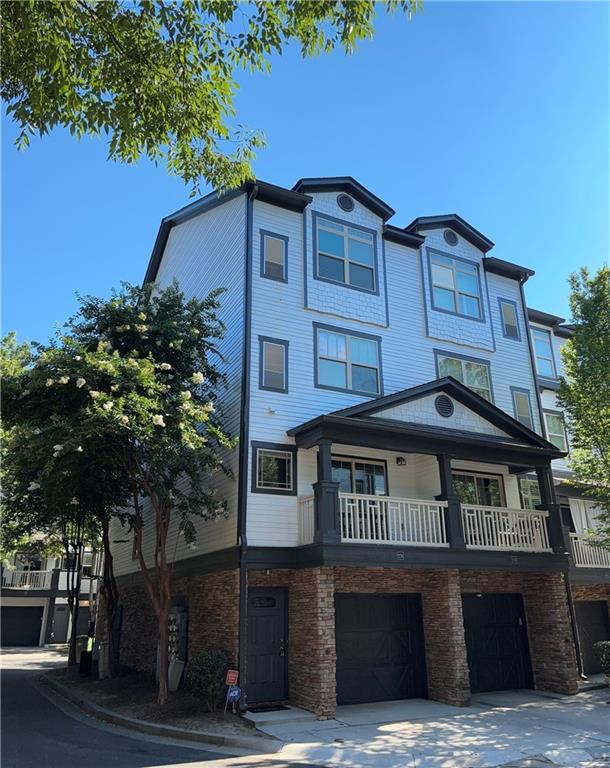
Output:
112,194,246,576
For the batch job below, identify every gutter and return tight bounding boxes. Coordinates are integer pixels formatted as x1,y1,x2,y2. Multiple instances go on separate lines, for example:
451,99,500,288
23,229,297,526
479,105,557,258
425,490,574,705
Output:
236,183,258,710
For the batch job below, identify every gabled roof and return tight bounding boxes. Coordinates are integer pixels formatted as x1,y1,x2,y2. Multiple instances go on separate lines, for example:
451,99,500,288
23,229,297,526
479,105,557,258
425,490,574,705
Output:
289,377,562,455
292,176,395,221
405,214,494,253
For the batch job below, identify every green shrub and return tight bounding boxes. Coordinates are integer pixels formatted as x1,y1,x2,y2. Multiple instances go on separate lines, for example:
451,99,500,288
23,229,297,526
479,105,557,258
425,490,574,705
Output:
594,640,610,678
184,649,230,712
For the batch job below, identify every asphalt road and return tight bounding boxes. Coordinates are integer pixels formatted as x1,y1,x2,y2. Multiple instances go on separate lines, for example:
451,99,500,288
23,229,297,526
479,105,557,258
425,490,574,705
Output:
0,649,325,768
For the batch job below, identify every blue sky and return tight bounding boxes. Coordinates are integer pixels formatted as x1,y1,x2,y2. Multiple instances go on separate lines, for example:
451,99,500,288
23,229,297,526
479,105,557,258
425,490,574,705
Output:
3,1,608,343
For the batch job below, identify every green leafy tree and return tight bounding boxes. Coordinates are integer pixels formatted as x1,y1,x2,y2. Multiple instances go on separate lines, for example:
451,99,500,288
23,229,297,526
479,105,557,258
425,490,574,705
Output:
557,266,610,545
63,282,236,703
2,1,419,194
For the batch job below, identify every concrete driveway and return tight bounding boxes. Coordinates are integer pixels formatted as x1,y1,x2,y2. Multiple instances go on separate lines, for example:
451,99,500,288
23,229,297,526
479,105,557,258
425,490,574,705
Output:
247,689,610,768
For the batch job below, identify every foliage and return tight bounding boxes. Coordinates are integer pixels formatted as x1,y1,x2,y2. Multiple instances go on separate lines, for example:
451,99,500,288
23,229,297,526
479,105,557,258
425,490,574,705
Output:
594,641,610,678
557,267,610,545
184,649,230,712
1,1,420,195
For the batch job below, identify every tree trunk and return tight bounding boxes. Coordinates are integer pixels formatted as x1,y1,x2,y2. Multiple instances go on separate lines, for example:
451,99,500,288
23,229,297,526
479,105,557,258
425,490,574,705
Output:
100,521,120,676
157,598,170,705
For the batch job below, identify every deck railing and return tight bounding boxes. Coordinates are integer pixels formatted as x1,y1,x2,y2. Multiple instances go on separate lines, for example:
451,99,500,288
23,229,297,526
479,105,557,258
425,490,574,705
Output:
461,505,551,552
1,569,53,590
570,533,610,568
298,495,315,545
338,494,448,547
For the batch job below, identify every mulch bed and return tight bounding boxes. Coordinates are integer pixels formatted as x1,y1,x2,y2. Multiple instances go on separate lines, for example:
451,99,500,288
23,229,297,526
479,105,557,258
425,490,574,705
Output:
46,666,262,737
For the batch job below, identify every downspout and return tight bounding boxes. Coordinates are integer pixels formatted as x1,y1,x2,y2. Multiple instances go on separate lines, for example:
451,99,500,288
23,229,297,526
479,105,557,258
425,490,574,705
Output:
519,278,584,678
237,183,257,711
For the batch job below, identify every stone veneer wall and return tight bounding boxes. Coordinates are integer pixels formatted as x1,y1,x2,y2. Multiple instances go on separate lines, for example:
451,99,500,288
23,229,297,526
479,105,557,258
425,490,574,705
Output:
117,569,240,675
571,583,610,617
460,570,579,695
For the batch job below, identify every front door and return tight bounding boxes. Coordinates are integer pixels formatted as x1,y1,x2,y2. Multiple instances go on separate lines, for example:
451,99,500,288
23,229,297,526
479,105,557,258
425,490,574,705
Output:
575,601,610,675
247,587,287,703
462,593,533,693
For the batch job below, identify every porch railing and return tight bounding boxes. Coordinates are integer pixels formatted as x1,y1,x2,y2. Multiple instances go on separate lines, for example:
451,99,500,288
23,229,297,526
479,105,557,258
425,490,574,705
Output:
1,569,53,590
461,505,551,552
298,495,315,545
570,533,610,568
339,494,448,547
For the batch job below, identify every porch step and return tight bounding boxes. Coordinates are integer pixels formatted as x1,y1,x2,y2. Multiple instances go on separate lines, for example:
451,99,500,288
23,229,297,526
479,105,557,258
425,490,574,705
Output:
244,705,318,727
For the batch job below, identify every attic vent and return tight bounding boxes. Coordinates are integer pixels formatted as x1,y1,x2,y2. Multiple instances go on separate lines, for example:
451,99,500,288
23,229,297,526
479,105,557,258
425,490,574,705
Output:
443,229,458,246
435,394,454,418
337,193,354,212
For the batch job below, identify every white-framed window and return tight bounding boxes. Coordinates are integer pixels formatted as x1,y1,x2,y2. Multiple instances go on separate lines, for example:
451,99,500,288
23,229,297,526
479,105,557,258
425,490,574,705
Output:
259,337,288,393
499,299,520,340
252,442,297,495
315,216,376,292
436,353,492,401
261,231,288,282
430,252,482,319
544,411,568,451
315,325,381,395
532,327,556,378
519,476,542,510
453,471,506,507
331,457,387,496
511,388,533,429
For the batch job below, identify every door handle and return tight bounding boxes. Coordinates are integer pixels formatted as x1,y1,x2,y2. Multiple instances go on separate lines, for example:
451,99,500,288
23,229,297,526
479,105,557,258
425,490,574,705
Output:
279,639,286,657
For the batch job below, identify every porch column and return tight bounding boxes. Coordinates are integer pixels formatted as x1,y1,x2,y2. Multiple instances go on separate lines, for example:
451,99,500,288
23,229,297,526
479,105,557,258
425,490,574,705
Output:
313,439,341,544
535,464,570,555
436,454,466,550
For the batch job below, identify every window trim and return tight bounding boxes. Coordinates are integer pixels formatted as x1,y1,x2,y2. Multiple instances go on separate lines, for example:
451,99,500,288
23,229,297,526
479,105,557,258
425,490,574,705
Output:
426,248,485,323
313,322,383,397
260,229,289,283
510,386,534,430
433,349,494,403
331,453,390,496
452,469,507,507
251,441,298,496
543,409,568,452
312,211,379,295
258,336,289,394
531,326,557,379
498,297,522,341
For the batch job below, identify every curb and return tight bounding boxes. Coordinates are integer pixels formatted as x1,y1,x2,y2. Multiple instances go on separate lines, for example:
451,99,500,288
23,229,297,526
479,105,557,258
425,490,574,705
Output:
40,674,281,754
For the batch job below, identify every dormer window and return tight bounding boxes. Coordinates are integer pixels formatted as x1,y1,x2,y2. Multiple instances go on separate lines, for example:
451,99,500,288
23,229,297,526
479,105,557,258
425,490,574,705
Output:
314,214,377,293
429,252,482,320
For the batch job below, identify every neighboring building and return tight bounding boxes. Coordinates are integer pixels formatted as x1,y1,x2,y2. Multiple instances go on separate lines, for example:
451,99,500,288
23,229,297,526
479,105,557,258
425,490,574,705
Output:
109,177,609,717
526,308,610,676
1,550,97,647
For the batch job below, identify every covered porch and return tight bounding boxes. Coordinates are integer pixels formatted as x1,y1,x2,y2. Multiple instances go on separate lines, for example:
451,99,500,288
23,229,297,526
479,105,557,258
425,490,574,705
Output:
288,378,567,559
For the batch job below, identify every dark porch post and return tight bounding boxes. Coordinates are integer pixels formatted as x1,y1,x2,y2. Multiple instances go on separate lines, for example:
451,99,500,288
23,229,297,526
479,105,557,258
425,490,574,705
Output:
313,439,341,544
535,464,570,555
436,454,466,550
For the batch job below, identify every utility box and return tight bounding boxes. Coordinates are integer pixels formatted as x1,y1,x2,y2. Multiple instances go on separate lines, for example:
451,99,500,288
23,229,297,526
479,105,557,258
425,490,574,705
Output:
156,605,188,691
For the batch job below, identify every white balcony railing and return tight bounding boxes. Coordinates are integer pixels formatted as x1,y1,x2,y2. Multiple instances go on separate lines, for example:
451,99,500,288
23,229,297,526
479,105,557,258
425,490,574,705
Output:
339,494,448,547
1,569,53,590
298,495,315,545
461,505,551,552
570,533,610,568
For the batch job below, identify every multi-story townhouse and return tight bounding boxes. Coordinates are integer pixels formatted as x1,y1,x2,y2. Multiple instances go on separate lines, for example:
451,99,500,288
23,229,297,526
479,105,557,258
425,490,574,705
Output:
525,308,610,676
109,177,607,718
1,549,98,646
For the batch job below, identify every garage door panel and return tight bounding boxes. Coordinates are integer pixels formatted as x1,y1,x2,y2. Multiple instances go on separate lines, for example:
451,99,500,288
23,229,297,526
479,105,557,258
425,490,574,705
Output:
462,594,533,694
1,606,44,647
335,594,427,705
575,601,610,675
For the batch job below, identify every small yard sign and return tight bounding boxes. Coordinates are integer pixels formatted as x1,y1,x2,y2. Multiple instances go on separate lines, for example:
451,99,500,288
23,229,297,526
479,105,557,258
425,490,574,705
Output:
225,669,239,686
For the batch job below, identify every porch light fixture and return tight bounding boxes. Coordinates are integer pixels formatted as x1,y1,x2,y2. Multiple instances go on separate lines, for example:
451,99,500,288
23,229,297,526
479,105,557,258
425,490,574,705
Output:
396,456,406,466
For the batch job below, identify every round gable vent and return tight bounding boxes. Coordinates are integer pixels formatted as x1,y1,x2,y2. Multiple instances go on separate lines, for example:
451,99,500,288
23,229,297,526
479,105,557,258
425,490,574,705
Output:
443,229,458,246
337,193,354,212
435,394,454,418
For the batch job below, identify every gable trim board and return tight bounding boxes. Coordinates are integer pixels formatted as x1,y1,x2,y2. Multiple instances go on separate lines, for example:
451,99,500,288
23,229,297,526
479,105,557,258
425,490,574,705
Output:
406,214,494,254
293,176,395,221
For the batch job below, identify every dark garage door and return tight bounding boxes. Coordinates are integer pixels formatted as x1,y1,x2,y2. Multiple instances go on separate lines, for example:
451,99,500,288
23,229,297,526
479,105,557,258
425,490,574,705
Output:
335,594,427,705
575,601,610,675
462,593,533,693
1,606,44,647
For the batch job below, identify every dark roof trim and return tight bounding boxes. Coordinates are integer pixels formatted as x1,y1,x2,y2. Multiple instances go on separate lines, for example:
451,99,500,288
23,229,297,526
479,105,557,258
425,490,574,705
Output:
289,376,559,452
555,325,574,339
527,308,566,327
483,256,535,283
405,214,494,253
292,176,395,221
143,180,312,284
382,224,425,249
